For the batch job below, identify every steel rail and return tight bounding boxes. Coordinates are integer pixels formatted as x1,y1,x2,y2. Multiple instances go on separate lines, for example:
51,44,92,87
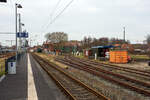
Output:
55,58,150,96
32,54,77,100
32,53,110,100
69,56,150,77
67,57,150,88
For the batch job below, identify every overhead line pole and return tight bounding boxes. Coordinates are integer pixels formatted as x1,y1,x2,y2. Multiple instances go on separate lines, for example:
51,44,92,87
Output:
123,27,126,43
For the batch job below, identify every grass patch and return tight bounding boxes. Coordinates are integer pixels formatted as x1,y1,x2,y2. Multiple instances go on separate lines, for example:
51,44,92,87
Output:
74,55,85,59
0,71,5,77
0,58,5,77
35,53,54,61
129,54,150,60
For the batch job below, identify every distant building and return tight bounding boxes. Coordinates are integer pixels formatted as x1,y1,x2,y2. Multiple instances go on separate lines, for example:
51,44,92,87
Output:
114,43,149,53
132,44,148,50
114,44,134,52
43,41,54,52
42,40,81,53
62,40,81,53
91,45,115,57
63,40,81,47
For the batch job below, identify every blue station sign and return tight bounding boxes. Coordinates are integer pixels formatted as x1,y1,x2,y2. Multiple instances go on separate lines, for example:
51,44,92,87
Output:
17,32,28,38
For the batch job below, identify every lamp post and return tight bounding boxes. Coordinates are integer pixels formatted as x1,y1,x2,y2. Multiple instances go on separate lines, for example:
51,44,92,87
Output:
18,13,22,52
15,3,22,62
0,0,7,3
21,23,25,49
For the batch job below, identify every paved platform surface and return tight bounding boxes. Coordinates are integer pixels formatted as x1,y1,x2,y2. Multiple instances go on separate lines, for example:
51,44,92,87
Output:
0,53,66,100
0,53,27,100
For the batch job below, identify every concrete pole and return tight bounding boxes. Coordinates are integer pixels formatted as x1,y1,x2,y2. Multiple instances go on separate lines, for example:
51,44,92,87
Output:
123,27,125,43
20,17,22,43
15,3,18,61
18,13,21,52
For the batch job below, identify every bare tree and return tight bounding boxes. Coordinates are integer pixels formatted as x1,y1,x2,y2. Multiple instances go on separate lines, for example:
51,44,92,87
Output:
0,42,1,48
87,36,92,47
92,38,98,46
83,36,88,48
82,36,93,48
80,36,131,49
146,34,150,45
109,38,129,45
145,34,150,58
45,32,68,43
98,37,109,46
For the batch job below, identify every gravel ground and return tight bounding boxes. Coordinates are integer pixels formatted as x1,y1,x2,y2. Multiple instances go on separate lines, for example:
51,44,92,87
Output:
65,57,150,91
113,62,150,71
69,58,150,84
83,56,150,71
64,66,150,100
52,58,147,99
36,54,150,100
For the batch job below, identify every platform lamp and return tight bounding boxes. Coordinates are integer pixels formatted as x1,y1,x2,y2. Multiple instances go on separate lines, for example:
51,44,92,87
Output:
15,3,22,62
0,0,7,2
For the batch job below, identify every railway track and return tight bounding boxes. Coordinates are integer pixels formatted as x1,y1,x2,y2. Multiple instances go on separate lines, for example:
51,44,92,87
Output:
32,53,110,100
68,56,150,77
65,57,150,86
55,57,150,97
66,56,150,82
66,56,150,84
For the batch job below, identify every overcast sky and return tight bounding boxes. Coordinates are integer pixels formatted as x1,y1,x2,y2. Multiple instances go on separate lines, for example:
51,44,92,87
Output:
0,0,150,46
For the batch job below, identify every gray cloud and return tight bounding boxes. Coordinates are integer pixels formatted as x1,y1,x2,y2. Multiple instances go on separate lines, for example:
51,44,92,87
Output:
0,0,150,46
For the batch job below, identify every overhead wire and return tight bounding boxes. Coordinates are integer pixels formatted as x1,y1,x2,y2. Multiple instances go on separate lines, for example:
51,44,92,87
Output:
38,0,74,45
40,0,74,44
41,0,62,29
50,0,70,20
50,0,62,21
43,0,74,32
40,0,65,44
9,0,14,9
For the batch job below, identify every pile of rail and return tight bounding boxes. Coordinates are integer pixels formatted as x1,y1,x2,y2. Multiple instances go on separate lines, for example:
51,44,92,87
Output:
55,56,150,97
31,53,110,100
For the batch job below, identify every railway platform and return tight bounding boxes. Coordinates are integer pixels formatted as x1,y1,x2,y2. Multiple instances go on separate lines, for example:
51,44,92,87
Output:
0,53,66,100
